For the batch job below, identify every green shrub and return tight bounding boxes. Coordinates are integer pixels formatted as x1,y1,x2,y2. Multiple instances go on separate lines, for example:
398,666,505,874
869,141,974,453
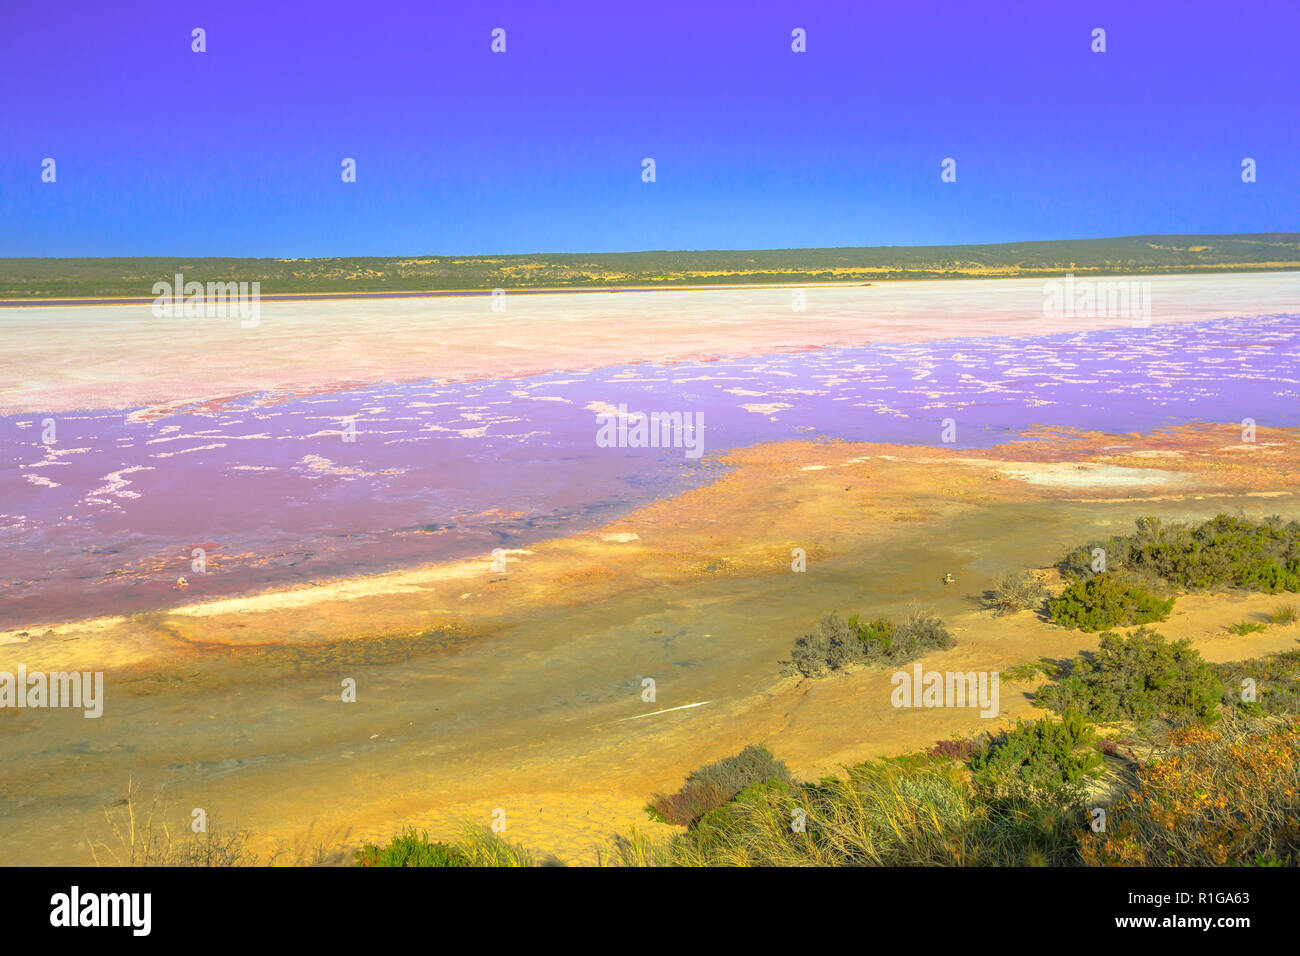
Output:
1038,627,1222,723
874,608,953,662
969,714,1102,798
1059,514,1300,594
1216,649,1300,717
788,608,953,677
1002,662,1045,682
1002,659,1064,683
1225,620,1267,636
354,827,471,867
647,745,791,827
1047,574,1175,631
984,571,1047,615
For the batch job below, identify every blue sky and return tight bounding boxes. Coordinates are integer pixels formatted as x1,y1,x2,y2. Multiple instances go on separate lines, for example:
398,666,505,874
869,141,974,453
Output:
1,0,1296,256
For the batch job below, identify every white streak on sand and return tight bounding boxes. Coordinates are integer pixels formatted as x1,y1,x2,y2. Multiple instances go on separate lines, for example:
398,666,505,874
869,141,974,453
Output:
615,701,712,722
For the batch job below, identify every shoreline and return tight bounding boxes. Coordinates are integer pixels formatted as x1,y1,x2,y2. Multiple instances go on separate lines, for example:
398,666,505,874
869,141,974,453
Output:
2,265,1298,308
4,422,1300,864
6,421,1299,651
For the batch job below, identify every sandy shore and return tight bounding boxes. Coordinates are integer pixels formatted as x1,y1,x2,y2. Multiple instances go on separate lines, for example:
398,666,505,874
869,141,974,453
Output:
4,422,1300,865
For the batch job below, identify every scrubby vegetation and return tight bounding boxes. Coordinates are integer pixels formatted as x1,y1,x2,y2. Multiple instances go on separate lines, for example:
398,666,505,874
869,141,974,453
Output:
616,749,1083,867
356,640,1300,868
969,713,1102,798
645,745,791,827
350,515,1300,868
354,824,541,867
787,609,953,677
1226,619,1267,635
1037,628,1221,724
1060,514,1300,594
354,827,472,867
1046,575,1175,631
983,571,1048,615
1001,659,1064,683
1215,649,1300,718
1080,720,1300,866
6,234,1297,298
1046,514,1300,631
356,714,1300,867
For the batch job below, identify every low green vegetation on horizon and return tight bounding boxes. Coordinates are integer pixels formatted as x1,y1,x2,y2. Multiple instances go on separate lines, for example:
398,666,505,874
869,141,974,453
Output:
4,233,1298,298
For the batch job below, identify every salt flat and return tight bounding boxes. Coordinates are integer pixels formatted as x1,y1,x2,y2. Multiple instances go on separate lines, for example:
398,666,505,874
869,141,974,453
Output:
2,272,1296,416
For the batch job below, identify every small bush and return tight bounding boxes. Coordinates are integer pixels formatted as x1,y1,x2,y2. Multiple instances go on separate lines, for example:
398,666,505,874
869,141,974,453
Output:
1226,620,1267,636
1268,603,1299,625
1216,649,1300,717
969,713,1102,799
984,571,1047,615
876,608,954,662
1001,659,1064,683
788,608,952,677
1047,574,1175,631
927,737,978,760
354,827,471,867
647,745,791,827
1038,627,1222,724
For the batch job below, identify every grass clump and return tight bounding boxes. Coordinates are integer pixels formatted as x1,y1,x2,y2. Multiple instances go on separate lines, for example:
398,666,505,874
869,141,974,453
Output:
1046,574,1175,631
983,571,1047,615
354,823,542,867
646,745,791,827
787,608,953,678
1225,619,1267,636
969,714,1103,799
354,827,470,867
1267,602,1299,624
1037,627,1222,724
1001,658,1064,683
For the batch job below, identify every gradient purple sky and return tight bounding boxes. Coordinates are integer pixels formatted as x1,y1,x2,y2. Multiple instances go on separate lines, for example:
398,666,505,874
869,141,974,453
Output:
2,0,1296,257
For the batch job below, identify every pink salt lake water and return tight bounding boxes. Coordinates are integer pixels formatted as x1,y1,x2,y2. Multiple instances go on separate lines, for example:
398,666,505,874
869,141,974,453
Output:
1,273,1298,629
